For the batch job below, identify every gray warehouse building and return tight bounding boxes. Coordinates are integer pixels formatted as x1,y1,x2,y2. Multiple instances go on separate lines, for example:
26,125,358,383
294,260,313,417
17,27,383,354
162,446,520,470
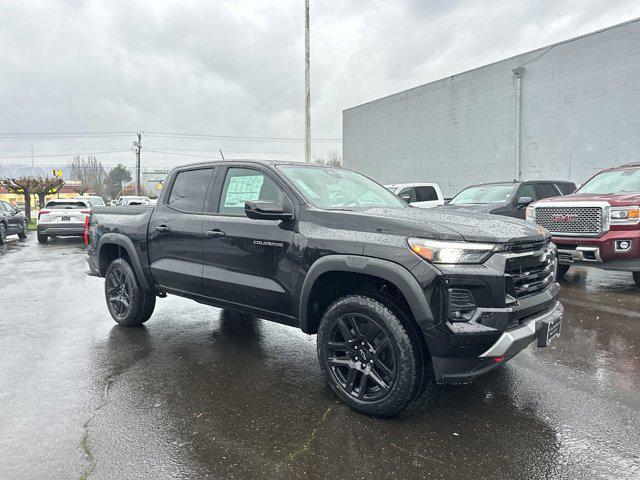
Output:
343,18,640,197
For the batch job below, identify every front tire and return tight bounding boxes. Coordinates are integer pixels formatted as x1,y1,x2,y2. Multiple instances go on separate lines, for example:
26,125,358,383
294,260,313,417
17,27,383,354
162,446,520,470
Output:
105,258,156,326
556,264,570,280
317,295,419,417
0,223,6,244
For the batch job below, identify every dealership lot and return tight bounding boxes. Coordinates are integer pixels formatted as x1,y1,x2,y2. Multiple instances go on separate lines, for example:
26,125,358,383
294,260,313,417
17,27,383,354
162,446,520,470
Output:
1,236,639,479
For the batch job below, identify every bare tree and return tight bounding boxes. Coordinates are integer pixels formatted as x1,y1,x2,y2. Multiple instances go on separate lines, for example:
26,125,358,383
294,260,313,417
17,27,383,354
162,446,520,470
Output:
32,177,65,208
0,177,36,221
68,155,106,196
312,150,342,167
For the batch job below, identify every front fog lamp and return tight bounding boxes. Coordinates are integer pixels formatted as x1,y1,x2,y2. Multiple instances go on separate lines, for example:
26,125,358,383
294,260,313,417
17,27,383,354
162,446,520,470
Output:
408,238,498,264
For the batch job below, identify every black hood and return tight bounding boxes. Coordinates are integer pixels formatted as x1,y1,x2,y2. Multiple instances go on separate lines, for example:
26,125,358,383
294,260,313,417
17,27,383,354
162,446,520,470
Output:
307,206,548,244
438,203,503,214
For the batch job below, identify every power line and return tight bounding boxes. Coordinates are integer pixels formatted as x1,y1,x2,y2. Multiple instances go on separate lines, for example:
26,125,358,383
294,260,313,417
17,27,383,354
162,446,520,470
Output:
0,149,130,159
145,132,341,142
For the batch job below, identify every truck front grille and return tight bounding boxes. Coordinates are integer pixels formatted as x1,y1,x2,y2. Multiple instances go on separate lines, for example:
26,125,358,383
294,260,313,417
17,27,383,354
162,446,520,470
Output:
534,206,603,236
505,247,556,299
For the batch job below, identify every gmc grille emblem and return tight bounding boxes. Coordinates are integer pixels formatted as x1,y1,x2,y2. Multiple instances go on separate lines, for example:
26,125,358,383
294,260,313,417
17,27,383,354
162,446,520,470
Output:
551,214,578,222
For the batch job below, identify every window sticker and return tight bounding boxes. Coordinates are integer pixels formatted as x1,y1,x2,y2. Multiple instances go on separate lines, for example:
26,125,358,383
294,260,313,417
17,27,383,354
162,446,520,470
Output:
224,175,264,208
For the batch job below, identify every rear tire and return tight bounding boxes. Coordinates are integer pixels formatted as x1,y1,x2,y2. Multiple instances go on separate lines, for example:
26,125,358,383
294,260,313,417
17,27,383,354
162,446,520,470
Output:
105,258,155,326
633,272,640,289
37,232,48,244
317,295,419,417
0,223,6,244
18,221,28,240
556,264,570,280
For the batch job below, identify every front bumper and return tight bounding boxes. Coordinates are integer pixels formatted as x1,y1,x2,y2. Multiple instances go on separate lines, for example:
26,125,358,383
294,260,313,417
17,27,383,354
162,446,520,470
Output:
433,299,562,384
553,230,640,271
37,223,85,236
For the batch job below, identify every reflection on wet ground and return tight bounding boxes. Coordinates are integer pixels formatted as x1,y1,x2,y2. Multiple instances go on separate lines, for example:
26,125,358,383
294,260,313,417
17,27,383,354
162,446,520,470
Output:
1,237,639,479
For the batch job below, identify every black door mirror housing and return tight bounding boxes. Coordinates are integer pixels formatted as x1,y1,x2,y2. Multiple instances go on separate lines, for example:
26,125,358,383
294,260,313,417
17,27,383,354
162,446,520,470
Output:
517,196,533,207
245,201,293,221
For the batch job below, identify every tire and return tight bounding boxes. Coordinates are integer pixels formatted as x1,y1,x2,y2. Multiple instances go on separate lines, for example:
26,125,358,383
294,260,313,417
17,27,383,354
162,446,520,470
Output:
105,258,156,326
633,272,640,289
556,264,570,280
0,223,6,244
18,221,28,240
37,232,48,244
317,295,420,417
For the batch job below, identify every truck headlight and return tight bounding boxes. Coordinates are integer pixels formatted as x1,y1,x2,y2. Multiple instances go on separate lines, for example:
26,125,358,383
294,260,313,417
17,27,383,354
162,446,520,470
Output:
525,205,535,221
610,207,640,224
408,238,498,264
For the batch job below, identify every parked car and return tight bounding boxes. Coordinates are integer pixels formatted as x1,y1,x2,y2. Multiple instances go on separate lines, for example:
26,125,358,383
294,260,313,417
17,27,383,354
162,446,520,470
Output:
0,200,27,244
37,199,91,244
385,183,445,208
528,163,640,286
87,161,563,417
74,196,105,207
115,196,151,206
443,180,576,219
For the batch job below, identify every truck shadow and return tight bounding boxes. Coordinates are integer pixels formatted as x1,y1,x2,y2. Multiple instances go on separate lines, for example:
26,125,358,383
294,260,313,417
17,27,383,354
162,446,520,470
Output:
93,306,563,479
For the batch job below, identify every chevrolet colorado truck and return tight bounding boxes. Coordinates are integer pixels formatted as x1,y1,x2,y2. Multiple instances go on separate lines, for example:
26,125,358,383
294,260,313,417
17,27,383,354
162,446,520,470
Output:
528,163,640,287
87,160,563,417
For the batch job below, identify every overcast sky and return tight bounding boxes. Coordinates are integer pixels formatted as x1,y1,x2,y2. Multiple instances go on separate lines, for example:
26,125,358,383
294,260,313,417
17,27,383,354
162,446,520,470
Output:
1,0,640,171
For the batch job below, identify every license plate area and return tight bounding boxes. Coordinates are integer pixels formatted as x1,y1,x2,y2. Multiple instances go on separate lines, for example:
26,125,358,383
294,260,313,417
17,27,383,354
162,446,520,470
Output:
537,315,562,347
61,216,71,221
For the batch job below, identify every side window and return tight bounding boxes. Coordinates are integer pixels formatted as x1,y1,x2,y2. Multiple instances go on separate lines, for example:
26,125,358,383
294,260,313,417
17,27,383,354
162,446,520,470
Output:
398,187,418,203
218,168,284,216
0,201,9,211
416,186,438,201
516,184,537,202
167,168,212,213
534,183,560,199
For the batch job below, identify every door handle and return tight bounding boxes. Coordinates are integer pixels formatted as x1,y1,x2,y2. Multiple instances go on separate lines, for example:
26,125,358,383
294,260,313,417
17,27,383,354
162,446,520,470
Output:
155,225,171,233
205,229,225,238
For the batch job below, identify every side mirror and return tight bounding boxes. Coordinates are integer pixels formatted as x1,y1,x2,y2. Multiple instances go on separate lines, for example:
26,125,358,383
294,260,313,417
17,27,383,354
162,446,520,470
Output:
517,196,533,207
245,201,293,221
400,193,412,202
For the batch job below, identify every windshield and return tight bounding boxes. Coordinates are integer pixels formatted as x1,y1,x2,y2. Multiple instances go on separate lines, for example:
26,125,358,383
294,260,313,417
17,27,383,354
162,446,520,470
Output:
578,168,640,194
278,166,405,209
450,184,514,205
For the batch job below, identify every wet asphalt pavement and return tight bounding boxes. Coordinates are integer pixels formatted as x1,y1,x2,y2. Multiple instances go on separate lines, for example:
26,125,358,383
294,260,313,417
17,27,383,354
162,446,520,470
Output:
1,235,639,480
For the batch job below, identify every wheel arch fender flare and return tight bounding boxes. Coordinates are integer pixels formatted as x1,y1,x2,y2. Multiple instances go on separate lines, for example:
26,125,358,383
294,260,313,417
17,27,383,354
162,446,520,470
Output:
98,233,150,290
298,255,436,338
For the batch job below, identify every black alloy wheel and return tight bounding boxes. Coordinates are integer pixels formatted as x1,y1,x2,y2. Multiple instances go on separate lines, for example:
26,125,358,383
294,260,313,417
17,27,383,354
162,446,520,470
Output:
317,295,420,417
104,258,155,326
324,313,396,401
107,264,133,319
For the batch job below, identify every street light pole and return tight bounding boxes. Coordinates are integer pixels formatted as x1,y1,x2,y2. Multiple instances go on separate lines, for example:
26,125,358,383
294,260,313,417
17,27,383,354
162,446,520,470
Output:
134,132,142,195
304,0,311,163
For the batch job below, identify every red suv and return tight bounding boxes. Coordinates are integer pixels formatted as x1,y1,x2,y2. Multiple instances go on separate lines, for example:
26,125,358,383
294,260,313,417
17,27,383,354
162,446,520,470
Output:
528,164,640,286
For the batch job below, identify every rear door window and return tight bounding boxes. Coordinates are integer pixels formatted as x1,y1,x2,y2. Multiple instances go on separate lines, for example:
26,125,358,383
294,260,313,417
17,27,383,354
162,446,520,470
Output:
167,168,213,213
534,183,560,199
416,186,438,201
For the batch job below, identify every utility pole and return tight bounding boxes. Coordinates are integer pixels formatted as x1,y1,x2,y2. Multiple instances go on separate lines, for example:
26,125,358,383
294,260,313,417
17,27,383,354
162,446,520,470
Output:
512,67,524,181
304,0,311,163
134,132,142,195
31,144,34,168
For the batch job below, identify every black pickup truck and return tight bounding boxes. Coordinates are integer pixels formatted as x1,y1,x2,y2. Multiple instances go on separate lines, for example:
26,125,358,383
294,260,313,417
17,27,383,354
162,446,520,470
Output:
87,160,563,417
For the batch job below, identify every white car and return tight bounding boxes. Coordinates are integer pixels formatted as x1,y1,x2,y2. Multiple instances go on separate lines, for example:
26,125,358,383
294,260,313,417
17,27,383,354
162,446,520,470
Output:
73,196,105,207
36,199,91,244
385,183,445,208
115,196,151,206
